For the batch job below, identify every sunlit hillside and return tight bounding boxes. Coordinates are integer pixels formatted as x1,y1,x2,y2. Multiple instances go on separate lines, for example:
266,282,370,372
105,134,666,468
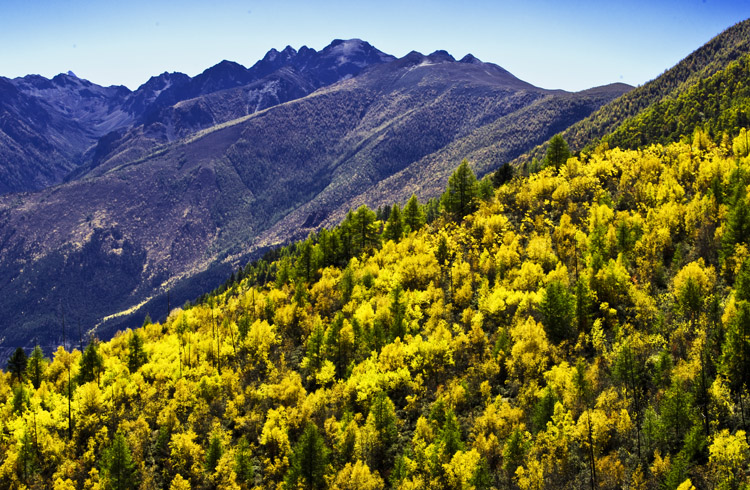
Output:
3,129,750,489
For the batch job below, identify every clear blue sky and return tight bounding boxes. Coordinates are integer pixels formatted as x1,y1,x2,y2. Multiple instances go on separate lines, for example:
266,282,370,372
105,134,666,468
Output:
2,0,749,91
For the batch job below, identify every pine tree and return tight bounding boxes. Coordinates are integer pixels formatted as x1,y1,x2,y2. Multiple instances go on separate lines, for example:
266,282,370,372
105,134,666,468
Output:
12,383,28,414
502,427,527,487
442,159,478,219
339,266,355,304
383,204,404,242
721,178,750,270
721,299,750,430
545,134,571,171
77,339,103,385
532,387,557,432
425,197,441,223
661,380,696,451
439,408,463,460
204,432,223,475
234,436,254,485
492,163,514,187
285,423,329,490
369,392,398,475
295,238,316,283
127,331,148,373
338,217,355,263
26,346,46,389
403,194,425,232
478,177,494,201
7,347,27,383
540,280,576,343
101,432,138,490
350,205,380,254
389,285,407,341
18,429,36,484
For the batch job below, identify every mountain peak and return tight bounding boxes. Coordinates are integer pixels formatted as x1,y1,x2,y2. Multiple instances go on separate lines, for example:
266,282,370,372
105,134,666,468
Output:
459,54,482,64
427,50,455,63
281,45,297,57
214,59,246,70
262,48,280,62
322,38,368,57
52,72,88,87
321,39,395,65
199,60,249,83
329,38,364,47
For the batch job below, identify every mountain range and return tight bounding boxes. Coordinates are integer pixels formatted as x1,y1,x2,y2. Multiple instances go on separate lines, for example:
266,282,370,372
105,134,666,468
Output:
0,39,397,195
5,17,750,489
1,38,633,354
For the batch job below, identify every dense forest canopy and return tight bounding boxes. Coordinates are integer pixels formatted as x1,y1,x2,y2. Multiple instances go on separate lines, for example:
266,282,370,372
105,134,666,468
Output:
3,126,750,489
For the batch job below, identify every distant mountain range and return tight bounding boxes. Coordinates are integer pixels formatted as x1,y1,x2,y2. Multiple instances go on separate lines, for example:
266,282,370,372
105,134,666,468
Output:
0,39,633,353
0,39,397,195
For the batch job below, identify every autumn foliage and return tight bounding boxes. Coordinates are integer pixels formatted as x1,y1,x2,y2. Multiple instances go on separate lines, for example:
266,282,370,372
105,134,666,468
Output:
3,131,750,489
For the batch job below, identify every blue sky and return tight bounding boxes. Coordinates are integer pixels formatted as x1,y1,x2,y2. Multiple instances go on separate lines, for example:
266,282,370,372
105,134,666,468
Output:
2,0,749,91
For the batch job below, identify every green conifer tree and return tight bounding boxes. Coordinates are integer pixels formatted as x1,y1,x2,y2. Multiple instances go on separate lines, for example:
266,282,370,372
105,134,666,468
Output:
127,331,148,373
26,346,46,389
540,280,576,343
101,432,138,490
204,432,223,475
285,423,329,490
77,339,103,385
350,205,380,255
545,134,571,171
7,347,27,383
403,194,425,232
442,159,478,220
383,204,404,242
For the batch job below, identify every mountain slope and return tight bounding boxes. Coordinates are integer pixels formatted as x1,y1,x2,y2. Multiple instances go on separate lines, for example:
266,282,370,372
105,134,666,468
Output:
0,76,102,194
0,40,396,195
517,18,750,163
0,49,627,353
3,134,749,489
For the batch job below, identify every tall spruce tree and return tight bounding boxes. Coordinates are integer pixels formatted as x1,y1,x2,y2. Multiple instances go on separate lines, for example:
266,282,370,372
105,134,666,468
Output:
540,280,576,343
350,205,380,254
383,204,404,242
403,194,425,232
285,423,329,490
7,347,27,383
442,159,478,220
101,432,138,490
77,339,103,385
127,331,148,373
26,346,46,389
545,134,571,171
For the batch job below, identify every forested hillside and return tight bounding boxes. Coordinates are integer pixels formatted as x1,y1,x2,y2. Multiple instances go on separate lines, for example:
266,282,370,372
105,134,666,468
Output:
601,53,750,150
0,49,627,358
3,128,750,489
518,18,750,165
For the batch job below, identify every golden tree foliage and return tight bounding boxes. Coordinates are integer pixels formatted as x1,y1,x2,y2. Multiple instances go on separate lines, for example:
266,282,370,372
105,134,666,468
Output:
5,136,750,488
